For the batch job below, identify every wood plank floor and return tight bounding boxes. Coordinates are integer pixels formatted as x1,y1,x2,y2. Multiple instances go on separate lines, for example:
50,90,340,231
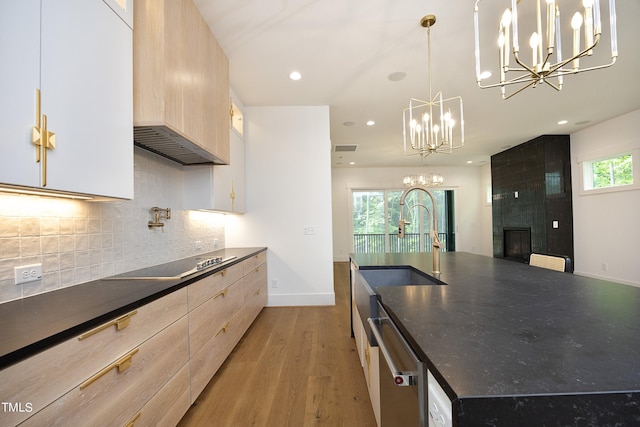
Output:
177,262,377,427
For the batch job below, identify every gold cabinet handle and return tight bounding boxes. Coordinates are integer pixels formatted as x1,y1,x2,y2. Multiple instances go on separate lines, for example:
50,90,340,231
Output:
31,89,56,187
124,412,141,427
78,310,138,341
216,269,227,277
215,321,230,337
214,288,228,299
79,348,139,390
32,89,42,162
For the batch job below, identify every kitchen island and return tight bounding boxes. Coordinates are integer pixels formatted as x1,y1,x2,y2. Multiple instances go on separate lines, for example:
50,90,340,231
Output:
351,252,640,426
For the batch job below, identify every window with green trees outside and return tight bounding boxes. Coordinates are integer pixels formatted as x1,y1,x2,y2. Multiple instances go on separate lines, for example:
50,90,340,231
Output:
583,153,633,190
352,189,455,254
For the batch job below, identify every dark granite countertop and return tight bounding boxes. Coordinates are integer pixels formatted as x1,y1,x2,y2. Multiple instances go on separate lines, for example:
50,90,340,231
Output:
351,252,640,425
0,247,266,370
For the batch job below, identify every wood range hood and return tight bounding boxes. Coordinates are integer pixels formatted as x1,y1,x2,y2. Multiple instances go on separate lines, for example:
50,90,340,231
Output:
132,0,230,166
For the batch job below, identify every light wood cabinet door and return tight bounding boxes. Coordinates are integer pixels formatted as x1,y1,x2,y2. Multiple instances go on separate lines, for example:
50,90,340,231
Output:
21,316,189,427
0,288,187,426
131,363,191,427
188,277,246,357
187,263,243,311
243,251,267,275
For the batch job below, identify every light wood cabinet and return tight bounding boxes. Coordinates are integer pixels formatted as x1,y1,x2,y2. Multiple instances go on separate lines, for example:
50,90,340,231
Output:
0,250,267,426
0,0,133,199
0,289,186,426
22,316,189,427
187,262,243,311
188,251,268,400
133,0,230,165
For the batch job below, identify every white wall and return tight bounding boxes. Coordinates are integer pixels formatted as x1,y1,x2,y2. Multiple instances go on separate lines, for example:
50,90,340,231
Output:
331,165,491,262
225,106,335,306
570,109,640,286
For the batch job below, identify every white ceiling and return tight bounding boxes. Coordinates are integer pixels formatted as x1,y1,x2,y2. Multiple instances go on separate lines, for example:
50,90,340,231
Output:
194,0,640,168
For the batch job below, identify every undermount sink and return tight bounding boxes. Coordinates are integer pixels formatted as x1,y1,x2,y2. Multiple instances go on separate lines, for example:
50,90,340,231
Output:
359,267,440,288
355,267,443,346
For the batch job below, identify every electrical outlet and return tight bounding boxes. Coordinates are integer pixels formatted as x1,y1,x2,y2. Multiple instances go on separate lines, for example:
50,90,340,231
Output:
271,279,278,288
14,264,42,285
195,240,202,251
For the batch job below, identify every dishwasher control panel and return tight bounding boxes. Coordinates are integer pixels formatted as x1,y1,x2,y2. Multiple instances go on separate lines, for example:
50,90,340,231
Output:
428,370,452,427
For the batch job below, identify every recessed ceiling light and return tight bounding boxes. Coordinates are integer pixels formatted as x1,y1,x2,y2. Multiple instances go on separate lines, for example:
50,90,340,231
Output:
349,162,356,165
467,160,473,164
366,120,375,126
289,71,302,81
558,120,568,125
479,70,492,80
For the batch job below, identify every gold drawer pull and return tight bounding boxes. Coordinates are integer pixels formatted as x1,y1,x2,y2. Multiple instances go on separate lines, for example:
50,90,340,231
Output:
216,269,227,277
255,289,261,296
214,288,228,299
80,348,139,390
78,310,138,340
124,412,141,427
215,321,230,337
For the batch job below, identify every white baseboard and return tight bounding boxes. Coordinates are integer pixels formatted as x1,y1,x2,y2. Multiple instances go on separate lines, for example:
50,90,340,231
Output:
574,270,639,287
266,292,335,307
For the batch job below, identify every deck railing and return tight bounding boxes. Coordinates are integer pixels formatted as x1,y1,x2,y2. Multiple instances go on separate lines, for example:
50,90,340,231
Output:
353,233,448,253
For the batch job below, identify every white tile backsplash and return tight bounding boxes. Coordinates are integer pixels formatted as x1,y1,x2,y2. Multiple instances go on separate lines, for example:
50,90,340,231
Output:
0,148,225,303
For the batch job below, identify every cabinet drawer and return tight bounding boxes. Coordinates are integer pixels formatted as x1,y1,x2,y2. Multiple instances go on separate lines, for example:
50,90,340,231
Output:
188,278,246,357
188,263,243,311
189,312,240,400
128,363,191,427
21,316,189,427
189,276,267,401
243,262,267,304
0,288,187,426
242,250,266,275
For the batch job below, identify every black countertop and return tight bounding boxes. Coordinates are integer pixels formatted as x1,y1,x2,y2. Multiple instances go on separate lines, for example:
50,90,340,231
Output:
0,247,266,370
351,252,640,426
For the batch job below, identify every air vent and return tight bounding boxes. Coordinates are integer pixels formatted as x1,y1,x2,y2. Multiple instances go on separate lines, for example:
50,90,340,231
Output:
334,144,358,152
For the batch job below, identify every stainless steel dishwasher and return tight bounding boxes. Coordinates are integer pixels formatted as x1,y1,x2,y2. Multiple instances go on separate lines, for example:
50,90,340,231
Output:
369,301,427,427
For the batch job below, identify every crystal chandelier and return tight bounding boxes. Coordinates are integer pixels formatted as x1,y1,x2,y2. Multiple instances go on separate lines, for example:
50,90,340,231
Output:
403,15,465,159
473,0,618,99
402,172,444,187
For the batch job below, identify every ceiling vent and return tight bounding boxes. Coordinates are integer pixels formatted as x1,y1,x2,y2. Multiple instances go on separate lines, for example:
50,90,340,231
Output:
334,144,358,152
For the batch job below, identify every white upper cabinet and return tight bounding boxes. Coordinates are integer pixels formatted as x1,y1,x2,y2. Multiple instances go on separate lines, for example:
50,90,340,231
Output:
183,92,245,213
0,0,133,199
0,1,41,189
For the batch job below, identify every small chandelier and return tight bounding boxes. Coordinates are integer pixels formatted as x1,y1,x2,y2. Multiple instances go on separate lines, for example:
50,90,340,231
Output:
403,172,444,187
403,15,465,159
473,0,618,99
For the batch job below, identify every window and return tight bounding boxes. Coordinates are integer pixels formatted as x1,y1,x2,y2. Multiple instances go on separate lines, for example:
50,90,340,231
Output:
583,153,633,191
352,189,454,254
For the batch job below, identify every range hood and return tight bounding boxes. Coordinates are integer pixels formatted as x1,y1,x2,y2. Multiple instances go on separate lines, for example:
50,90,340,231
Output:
134,126,225,165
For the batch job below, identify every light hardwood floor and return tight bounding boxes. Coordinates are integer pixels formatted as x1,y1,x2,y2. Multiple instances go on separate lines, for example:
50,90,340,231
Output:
177,262,377,427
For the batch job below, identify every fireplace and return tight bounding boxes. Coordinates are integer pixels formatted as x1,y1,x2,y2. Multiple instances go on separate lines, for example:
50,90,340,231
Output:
503,227,531,262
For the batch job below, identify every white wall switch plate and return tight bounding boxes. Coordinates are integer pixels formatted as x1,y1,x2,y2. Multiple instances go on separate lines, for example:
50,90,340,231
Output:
15,264,43,285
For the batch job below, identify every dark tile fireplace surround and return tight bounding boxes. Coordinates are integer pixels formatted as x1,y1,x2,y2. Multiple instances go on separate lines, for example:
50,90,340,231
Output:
491,135,574,265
